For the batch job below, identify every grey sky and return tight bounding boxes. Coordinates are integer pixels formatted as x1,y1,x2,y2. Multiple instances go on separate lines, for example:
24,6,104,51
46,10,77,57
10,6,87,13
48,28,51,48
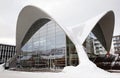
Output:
0,0,120,45
0,0,29,45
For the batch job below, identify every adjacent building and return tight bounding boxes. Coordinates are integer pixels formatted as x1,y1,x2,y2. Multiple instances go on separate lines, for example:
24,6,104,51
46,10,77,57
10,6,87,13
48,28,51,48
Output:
0,44,16,64
84,33,107,56
93,39,107,55
113,35,120,54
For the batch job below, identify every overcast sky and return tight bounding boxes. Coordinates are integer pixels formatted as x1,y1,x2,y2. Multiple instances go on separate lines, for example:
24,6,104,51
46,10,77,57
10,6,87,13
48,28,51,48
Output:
0,0,120,45
0,0,29,45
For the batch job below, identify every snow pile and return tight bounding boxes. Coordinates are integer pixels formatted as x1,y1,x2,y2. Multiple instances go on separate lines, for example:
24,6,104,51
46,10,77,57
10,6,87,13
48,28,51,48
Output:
63,61,120,78
0,62,120,78
0,64,4,71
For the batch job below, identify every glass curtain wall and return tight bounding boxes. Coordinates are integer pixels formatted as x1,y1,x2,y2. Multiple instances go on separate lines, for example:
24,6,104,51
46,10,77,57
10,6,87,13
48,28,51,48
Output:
84,32,115,70
18,20,78,71
66,36,79,66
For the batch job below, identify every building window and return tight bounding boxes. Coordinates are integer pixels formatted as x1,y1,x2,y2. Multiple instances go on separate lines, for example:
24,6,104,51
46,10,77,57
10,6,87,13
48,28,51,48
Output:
17,20,79,71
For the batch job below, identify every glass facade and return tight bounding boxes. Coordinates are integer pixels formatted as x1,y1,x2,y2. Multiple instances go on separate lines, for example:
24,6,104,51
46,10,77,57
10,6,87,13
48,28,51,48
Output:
18,20,78,71
84,31,115,70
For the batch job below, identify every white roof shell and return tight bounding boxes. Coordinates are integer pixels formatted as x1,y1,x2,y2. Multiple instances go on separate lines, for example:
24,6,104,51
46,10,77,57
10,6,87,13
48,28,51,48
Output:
16,1,115,66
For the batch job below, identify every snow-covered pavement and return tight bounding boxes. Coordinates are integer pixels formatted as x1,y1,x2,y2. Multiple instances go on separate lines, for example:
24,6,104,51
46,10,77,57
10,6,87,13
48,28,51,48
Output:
0,64,120,78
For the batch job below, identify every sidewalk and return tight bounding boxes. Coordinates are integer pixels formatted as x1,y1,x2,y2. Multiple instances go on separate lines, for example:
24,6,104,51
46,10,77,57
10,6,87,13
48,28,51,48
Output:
108,70,120,73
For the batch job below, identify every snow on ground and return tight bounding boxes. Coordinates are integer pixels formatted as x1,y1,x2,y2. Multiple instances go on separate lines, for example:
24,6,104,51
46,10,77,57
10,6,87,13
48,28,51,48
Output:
0,63,120,78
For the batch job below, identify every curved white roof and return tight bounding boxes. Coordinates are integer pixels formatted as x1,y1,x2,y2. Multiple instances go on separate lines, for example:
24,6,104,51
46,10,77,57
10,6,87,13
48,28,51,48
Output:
15,0,114,66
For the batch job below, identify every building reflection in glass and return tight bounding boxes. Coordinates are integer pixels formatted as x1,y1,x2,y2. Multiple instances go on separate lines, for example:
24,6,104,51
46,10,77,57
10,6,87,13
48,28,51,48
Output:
18,21,79,71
